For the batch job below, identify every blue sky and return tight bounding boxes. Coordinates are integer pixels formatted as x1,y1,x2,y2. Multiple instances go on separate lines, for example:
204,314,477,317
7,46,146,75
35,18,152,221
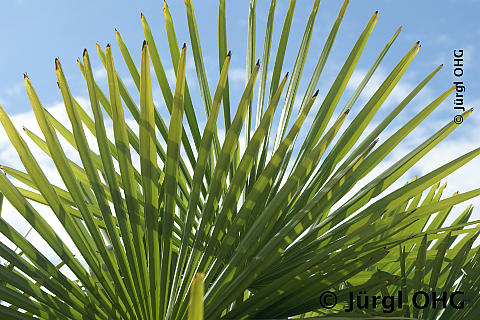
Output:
0,0,480,262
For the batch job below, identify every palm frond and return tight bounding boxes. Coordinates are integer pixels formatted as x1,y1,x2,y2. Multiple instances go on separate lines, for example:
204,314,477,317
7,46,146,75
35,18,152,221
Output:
0,1,478,320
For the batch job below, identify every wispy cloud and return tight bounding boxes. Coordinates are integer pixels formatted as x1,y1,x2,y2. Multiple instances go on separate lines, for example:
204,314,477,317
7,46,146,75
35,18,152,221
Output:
229,67,246,84
5,83,23,96
93,66,107,80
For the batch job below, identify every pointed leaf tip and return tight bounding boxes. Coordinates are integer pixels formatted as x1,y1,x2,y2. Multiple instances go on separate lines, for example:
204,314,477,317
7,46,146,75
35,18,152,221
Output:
285,72,289,78
256,59,260,66
23,73,28,79
142,40,147,48
182,43,186,49
345,109,350,115
106,43,111,48
83,48,88,57
313,89,319,97
227,50,231,57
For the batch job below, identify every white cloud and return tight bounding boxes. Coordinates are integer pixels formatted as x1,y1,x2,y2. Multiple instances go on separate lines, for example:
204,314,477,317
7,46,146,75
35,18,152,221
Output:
5,83,23,97
229,67,246,84
93,66,107,80
434,34,453,46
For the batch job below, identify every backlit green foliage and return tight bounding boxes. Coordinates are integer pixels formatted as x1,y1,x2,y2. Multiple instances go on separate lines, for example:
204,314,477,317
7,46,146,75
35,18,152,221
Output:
0,0,479,319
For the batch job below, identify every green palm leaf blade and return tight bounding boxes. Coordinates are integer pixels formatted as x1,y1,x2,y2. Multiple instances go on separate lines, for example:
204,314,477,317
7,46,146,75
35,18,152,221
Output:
0,105,124,317
244,0,257,148
0,110,112,287
272,0,321,151
171,61,260,320
411,235,427,319
160,43,187,319
28,73,126,315
141,14,208,178
262,2,349,200
309,41,421,190
202,107,350,316
273,139,378,253
168,52,231,319
178,73,290,316
273,29,403,212
139,40,161,320
198,72,289,273
203,90,319,286
422,231,451,320
102,45,149,320
270,9,379,203
254,107,350,248
302,108,474,246
77,56,142,162
284,169,480,298
296,10,378,164
22,126,124,203
183,0,225,196
188,273,204,320
217,0,231,132
161,3,218,184
267,0,296,112
220,146,382,318
448,245,480,319
0,263,86,319
183,0,213,117
1,1,480,319
256,248,390,318
94,42,198,211
432,231,479,320
254,0,277,131
260,0,351,185
434,201,474,255
308,84,457,235
0,217,98,316
95,41,151,316
334,62,442,188
56,58,142,319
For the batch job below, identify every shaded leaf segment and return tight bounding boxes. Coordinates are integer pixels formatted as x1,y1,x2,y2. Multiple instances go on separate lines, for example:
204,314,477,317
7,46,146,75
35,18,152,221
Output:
0,1,478,320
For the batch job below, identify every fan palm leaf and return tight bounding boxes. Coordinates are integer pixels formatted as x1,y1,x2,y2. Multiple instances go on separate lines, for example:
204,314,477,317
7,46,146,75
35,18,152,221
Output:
0,0,478,319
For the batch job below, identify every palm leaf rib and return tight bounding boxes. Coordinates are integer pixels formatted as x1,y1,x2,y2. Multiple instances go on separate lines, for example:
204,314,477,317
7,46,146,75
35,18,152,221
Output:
0,1,478,320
